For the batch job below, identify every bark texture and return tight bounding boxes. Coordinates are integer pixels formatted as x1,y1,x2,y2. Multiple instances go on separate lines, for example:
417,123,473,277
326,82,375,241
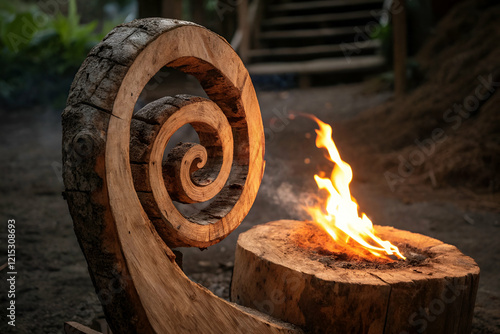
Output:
63,18,299,334
231,220,480,334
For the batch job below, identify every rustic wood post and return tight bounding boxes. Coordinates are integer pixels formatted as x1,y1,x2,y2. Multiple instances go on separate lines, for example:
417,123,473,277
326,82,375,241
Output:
161,0,183,19
191,0,206,24
238,0,250,63
63,18,300,334
138,0,161,18
393,0,407,96
138,0,183,19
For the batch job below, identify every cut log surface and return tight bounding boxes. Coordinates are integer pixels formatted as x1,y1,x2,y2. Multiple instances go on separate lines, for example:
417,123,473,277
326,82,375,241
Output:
63,18,300,334
231,220,480,334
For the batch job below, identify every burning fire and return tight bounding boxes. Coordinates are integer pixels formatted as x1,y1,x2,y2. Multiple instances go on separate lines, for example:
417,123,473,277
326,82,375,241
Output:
306,116,405,261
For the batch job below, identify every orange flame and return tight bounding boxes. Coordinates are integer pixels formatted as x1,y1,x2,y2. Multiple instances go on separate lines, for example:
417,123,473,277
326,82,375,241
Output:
306,116,405,260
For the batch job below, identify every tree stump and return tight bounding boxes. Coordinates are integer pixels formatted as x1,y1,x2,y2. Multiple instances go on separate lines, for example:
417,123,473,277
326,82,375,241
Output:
231,220,480,334
62,18,300,333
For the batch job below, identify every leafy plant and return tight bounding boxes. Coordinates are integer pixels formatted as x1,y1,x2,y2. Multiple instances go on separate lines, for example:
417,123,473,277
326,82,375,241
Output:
0,0,118,108
370,23,393,64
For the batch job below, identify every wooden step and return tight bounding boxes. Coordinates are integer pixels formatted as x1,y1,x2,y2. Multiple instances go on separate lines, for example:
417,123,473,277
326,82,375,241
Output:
248,39,381,58
260,27,357,40
269,0,383,12
262,11,378,27
247,55,385,75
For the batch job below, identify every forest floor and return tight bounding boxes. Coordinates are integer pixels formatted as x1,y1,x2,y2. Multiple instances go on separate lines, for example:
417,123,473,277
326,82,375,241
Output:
0,81,498,333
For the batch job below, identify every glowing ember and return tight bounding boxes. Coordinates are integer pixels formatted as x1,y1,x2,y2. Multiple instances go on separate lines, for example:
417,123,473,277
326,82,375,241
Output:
306,116,406,261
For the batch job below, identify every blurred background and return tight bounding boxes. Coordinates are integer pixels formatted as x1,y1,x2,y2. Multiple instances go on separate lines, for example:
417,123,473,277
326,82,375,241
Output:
0,0,455,106
0,0,499,333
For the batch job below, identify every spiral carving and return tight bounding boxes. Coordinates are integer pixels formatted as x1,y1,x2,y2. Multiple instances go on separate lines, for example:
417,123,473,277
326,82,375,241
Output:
130,95,243,247
62,18,297,334
80,18,266,250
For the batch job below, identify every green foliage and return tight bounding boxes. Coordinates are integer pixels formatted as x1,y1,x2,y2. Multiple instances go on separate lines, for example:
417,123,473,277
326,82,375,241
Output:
370,23,392,41
370,23,393,64
205,0,219,12
0,0,116,108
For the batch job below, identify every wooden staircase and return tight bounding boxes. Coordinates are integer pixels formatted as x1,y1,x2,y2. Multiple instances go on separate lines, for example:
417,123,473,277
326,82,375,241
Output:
237,0,388,84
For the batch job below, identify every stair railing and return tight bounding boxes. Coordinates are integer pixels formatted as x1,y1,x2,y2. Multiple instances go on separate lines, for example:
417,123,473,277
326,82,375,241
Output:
231,0,263,63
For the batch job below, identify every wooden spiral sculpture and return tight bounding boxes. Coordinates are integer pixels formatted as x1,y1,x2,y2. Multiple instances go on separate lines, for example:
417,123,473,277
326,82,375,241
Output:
62,18,299,333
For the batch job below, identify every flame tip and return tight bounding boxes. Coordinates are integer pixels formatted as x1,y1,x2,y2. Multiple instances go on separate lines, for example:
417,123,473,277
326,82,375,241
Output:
306,116,405,261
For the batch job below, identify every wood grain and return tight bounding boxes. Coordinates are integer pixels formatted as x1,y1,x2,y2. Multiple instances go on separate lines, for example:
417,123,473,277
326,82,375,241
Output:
63,18,299,333
231,220,480,334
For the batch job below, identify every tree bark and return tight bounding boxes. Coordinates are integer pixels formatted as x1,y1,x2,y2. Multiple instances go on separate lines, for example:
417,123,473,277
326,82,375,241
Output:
63,18,299,334
393,0,407,96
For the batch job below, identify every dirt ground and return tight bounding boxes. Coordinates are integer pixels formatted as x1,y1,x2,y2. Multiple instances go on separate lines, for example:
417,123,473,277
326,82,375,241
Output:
0,81,499,333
